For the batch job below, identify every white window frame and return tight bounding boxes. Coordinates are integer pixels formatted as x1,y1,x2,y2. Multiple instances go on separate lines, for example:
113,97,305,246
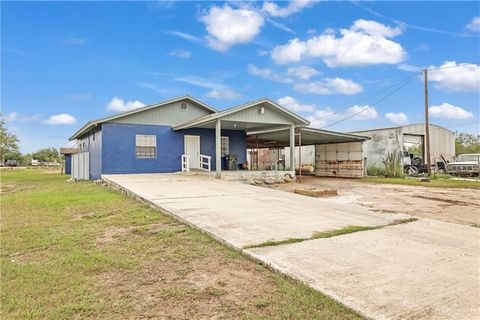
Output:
135,134,157,159
221,136,229,156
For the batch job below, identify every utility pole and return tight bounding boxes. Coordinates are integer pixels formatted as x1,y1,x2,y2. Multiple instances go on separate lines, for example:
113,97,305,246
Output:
424,68,432,176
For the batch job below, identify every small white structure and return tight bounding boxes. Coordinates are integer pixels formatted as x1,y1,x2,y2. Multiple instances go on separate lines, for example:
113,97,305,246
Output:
351,124,455,169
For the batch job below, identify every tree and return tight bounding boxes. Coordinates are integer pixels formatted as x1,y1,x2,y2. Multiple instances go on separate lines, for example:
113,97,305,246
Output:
455,132,480,155
32,147,61,163
0,114,20,162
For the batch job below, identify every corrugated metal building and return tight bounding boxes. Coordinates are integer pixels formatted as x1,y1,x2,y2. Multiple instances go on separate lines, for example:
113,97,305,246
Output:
351,124,455,169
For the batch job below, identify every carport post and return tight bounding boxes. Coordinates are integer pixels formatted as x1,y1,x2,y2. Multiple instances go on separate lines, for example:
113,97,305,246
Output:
215,119,221,178
290,125,295,174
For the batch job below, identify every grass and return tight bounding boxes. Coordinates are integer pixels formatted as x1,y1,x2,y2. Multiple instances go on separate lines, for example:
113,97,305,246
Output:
1,169,361,319
471,223,480,228
362,175,480,189
244,218,418,249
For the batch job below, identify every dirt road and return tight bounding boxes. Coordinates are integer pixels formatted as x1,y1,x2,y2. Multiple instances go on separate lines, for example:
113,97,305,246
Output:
264,176,480,226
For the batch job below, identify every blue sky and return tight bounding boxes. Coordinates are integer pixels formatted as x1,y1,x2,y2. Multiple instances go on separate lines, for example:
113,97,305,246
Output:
2,1,479,153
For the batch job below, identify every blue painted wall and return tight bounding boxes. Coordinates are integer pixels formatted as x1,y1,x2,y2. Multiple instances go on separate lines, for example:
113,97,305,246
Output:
64,154,71,175
101,122,246,175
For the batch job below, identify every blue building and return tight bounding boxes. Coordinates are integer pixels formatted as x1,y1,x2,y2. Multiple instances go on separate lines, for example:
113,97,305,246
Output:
69,96,367,180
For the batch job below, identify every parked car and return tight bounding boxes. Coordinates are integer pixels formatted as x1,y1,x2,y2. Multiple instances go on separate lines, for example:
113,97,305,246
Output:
31,159,39,166
6,159,18,167
44,161,61,167
446,154,480,177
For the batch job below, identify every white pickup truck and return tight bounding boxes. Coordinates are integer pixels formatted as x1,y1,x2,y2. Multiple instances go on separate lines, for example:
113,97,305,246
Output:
446,154,480,177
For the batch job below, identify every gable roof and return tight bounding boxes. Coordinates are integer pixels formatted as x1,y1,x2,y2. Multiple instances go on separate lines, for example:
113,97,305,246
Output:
173,98,310,130
69,95,216,140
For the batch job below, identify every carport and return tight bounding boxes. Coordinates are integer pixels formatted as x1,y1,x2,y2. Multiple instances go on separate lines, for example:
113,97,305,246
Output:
247,127,370,178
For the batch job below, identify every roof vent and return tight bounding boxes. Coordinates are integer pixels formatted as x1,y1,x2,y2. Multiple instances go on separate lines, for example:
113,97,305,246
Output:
180,102,188,111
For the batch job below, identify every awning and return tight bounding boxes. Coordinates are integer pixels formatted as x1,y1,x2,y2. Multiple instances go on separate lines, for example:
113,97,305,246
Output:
246,127,370,148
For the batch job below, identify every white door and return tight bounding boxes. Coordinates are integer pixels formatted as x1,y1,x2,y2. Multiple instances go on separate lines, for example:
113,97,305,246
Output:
184,135,200,169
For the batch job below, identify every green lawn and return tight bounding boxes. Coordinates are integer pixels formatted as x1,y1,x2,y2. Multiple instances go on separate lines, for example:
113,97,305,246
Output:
362,176,480,189
1,169,361,319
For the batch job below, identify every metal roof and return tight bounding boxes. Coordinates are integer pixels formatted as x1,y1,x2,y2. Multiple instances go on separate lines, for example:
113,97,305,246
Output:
69,95,217,140
173,98,310,130
349,123,454,134
247,126,370,148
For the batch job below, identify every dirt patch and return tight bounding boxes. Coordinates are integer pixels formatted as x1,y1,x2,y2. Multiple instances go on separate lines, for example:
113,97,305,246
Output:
413,195,475,207
96,223,172,246
0,184,15,195
294,188,337,197
261,176,480,226
8,250,49,265
95,237,279,318
72,209,119,221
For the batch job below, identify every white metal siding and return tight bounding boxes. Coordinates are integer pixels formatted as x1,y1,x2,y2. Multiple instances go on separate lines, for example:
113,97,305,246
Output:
110,101,212,126
72,152,90,180
315,142,364,178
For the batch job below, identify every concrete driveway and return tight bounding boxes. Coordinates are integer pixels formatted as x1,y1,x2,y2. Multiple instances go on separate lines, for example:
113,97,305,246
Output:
103,173,480,320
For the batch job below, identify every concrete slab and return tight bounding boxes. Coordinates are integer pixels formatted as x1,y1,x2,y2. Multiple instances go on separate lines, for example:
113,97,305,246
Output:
102,173,408,249
246,219,480,320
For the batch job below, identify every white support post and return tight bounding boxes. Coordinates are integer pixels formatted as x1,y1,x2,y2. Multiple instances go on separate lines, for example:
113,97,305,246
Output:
215,119,221,178
290,124,295,174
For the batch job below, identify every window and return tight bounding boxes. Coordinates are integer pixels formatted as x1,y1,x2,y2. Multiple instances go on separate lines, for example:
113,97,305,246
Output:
221,136,229,156
136,134,156,158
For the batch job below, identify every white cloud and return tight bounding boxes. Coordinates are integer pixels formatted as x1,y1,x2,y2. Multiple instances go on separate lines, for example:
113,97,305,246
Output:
429,103,474,120
247,64,293,83
307,105,377,128
5,112,17,122
44,113,77,125
287,66,319,80
106,97,145,112
466,17,480,32
63,38,86,45
205,89,241,100
428,61,480,92
294,77,363,95
350,19,402,37
169,49,191,58
347,105,378,120
200,5,264,51
306,108,336,128
385,112,408,124
397,63,421,72
267,18,296,34
262,0,317,17
4,112,40,123
166,30,201,42
176,75,241,100
271,19,406,67
277,96,315,113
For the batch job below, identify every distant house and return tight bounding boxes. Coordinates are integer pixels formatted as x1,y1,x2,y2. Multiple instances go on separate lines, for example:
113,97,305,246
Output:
69,96,368,180
59,147,78,175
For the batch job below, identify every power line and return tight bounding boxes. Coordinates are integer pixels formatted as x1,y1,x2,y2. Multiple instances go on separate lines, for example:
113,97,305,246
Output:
425,62,480,71
307,61,478,129
320,75,418,129
309,72,421,124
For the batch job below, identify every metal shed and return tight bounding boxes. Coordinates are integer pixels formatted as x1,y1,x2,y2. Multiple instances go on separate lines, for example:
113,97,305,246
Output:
350,124,455,170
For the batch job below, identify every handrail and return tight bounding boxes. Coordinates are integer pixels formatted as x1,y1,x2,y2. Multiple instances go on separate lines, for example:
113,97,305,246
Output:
199,154,211,172
181,154,190,172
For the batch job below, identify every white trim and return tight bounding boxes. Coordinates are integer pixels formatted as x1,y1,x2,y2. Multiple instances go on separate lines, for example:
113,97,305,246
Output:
184,135,201,169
